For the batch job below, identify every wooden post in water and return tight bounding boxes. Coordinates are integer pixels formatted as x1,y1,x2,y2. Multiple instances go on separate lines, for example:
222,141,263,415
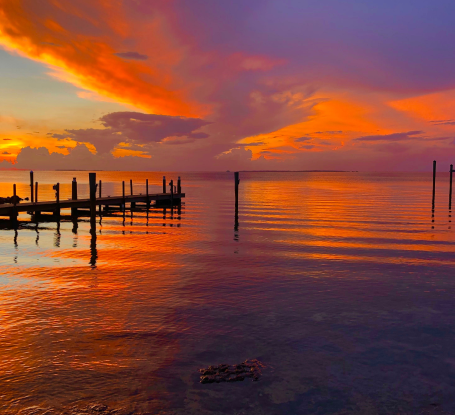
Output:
146,179,149,208
55,183,60,204
71,177,77,217
54,183,60,218
11,184,18,222
163,176,166,193
177,176,181,194
450,164,453,210
99,180,102,216
35,182,38,203
122,180,125,213
432,160,436,209
30,171,34,203
89,173,97,226
130,179,136,208
72,178,77,200
170,179,174,205
234,172,240,208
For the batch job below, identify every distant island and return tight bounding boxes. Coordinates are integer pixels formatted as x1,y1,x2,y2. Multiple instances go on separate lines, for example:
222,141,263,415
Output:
237,170,359,173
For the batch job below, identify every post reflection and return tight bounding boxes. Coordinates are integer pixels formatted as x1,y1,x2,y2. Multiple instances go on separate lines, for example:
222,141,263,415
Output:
234,200,239,234
89,227,97,268
54,221,61,248
35,222,39,246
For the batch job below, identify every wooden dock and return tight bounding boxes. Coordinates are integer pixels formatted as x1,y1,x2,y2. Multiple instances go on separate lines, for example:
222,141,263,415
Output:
0,172,184,222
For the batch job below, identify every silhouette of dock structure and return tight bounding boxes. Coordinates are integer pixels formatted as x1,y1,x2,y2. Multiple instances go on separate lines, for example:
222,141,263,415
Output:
0,172,184,223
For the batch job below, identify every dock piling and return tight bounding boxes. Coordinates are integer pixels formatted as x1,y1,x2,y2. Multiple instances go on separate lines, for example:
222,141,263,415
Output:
163,176,166,193
71,178,78,217
99,180,102,216
35,182,38,203
11,184,18,222
170,179,174,205
55,183,60,204
235,172,240,209
54,183,60,218
30,171,34,203
450,164,453,210
89,173,97,225
177,176,181,194
432,160,436,209
130,179,136,208
146,179,149,207
122,181,125,213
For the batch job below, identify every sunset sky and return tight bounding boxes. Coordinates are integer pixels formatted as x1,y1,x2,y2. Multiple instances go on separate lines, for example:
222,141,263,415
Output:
1,0,455,171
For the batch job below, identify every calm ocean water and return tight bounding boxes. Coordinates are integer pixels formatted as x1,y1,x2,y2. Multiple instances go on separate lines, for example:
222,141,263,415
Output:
1,171,455,415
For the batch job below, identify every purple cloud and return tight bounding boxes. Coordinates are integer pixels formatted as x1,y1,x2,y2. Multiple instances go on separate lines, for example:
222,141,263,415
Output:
354,131,423,142
114,51,148,60
54,112,210,154
430,120,455,126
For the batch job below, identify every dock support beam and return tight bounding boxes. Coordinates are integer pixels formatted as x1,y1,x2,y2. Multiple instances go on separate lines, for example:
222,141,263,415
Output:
170,179,174,205
432,160,436,209
11,184,18,223
89,173,97,227
54,183,60,219
30,171,34,203
130,179,136,208
146,179,149,208
99,180,102,216
71,178,78,217
450,164,453,210
235,172,240,209
122,181,126,213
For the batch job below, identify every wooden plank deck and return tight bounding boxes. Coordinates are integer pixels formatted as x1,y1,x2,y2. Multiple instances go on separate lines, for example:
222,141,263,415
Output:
0,193,185,217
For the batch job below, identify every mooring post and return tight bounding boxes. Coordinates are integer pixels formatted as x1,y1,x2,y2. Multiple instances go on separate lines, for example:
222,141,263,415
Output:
146,179,149,207
177,176,181,194
163,176,166,193
89,173,97,226
122,180,126,212
72,178,77,200
11,184,18,222
170,179,174,205
432,160,436,209
35,182,38,203
54,183,60,219
450,164,453,210
71,177,78,217
130,179,136,208
235,172,240,208
55,183,60,204
30,171,34,203
99,180,102,216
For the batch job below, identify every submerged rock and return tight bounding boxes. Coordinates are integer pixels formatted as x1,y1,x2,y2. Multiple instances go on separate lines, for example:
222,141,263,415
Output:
199,359,265,384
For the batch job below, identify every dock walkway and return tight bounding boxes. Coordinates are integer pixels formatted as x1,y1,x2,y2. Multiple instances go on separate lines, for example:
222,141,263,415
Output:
0,172,185,221
0,193,185,218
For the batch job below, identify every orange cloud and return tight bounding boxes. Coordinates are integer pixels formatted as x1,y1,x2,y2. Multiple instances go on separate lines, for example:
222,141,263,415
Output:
0,0,205,117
